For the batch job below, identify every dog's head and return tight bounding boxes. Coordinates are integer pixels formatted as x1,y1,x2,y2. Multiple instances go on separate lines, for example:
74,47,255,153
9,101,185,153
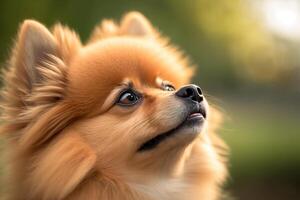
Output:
69,43,209,174
2,12,226,199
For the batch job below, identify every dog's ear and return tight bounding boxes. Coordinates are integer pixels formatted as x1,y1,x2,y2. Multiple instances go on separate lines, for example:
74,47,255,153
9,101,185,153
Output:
14,20,58,87
120,11,155,37
1,20,81,134
88,12,156,42
10,20,81,90
1,20,60,133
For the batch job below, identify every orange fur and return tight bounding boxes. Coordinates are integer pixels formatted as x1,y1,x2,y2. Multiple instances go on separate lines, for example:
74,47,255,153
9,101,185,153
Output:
1,12,228,200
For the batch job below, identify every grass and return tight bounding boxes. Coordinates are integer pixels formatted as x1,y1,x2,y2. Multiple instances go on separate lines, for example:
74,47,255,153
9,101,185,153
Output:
217,94,300,199
222,114,300,179
221,97,300,177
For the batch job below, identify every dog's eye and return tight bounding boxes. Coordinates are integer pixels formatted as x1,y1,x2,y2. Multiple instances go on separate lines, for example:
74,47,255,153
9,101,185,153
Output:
117,90,140,106
163,83,175,91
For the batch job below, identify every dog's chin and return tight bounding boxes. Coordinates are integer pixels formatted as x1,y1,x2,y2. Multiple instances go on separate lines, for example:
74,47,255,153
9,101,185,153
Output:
138,113,206,152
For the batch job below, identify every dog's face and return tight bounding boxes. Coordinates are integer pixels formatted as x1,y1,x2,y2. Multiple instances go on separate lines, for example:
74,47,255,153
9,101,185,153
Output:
66,38,209,179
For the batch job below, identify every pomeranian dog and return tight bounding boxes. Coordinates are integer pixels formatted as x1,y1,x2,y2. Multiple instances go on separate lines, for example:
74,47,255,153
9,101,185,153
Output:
0,12,228,200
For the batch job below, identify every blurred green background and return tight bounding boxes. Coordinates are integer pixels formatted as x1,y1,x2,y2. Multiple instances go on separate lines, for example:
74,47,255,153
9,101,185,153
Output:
0,0,300,199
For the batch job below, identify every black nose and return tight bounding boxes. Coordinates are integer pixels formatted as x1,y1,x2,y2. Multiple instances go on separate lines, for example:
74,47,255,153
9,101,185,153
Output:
175,84,203,103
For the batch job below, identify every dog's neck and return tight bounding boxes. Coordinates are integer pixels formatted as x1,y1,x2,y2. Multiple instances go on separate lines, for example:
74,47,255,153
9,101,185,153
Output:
64,140,223,200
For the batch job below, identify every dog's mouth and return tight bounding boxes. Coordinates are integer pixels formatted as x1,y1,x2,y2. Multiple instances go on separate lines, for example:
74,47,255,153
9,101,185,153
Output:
137,105,206,152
